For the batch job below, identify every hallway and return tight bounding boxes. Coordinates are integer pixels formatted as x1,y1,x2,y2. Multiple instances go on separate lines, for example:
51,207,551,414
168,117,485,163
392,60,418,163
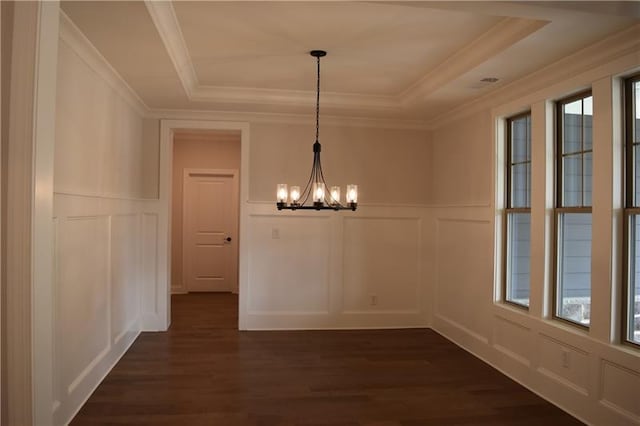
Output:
71,294,581,425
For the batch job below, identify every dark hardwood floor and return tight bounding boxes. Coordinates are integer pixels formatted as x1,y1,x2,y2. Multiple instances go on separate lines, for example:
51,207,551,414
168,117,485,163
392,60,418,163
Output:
72,293,582,425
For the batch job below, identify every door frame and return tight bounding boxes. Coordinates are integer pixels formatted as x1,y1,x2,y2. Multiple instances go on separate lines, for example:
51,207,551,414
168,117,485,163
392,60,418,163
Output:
182,168,239,294
3,2,59,424
159,120,249,330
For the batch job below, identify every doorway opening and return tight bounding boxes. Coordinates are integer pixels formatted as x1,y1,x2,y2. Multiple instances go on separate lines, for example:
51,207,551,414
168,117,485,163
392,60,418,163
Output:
159,120,249,332
171,130,240,323
171,130,240,294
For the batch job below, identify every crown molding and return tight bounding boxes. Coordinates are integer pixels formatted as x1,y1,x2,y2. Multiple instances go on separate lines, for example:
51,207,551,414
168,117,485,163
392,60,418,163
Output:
399,17,549,107
190,85,401,111
148,108,432,131
58,12,150,117
427,23,640,129
144,0,197,99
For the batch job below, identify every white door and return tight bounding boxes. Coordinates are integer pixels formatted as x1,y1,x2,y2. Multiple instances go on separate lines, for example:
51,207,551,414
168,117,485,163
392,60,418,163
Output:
183,169,238,292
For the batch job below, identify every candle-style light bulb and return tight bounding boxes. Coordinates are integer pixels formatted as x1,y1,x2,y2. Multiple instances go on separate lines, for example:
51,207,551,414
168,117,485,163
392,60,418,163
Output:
277,184,288,203
330,186,340,205
290,186,300,203
346,184,358,204
313,183,324,203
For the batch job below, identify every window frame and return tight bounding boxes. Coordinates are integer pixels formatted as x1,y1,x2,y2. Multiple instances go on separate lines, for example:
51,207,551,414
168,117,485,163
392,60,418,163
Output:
503,111,532,309
623,73,640,348
553,90,593,329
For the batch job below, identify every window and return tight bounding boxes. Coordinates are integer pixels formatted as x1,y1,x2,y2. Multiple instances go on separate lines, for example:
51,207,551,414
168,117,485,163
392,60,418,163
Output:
555,92,593,327
624,74,640,346
504,113,531,307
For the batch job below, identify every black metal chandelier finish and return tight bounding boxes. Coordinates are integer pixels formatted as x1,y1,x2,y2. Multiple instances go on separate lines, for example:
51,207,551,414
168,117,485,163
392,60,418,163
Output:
276,50,358,211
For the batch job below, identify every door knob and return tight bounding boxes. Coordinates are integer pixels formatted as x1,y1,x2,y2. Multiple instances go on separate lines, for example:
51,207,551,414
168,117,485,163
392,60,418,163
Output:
226,237,232,242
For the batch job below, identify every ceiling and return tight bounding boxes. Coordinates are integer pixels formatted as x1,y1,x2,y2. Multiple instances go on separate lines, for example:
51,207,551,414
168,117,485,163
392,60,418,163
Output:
60,1,640,122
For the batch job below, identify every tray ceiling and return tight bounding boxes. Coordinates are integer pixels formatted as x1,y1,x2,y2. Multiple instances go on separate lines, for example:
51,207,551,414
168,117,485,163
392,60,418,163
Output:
60,1,640,121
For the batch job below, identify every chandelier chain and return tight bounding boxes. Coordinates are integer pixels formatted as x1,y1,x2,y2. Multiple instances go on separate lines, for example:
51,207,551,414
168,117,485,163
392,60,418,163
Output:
316,55,320,142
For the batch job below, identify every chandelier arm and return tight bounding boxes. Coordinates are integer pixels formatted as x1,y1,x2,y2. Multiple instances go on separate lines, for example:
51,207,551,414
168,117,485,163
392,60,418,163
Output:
299,171,314,206
313,135,343,207
315,156,334,205
298,150,319,206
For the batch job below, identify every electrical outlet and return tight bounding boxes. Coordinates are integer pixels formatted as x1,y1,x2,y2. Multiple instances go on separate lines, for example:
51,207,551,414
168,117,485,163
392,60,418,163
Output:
561,349,570,368
370,295,378,306
272,228,280,239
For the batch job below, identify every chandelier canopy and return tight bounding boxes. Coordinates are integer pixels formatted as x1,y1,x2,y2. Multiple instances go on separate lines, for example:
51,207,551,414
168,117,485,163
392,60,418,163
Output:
276,50,358,211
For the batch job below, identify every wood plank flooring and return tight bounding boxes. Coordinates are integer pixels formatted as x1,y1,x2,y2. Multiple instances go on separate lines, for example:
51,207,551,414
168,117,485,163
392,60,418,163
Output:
71,293,582,425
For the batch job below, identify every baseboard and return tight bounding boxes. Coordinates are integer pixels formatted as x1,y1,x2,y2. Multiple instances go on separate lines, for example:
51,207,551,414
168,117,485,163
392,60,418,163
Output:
140,312,168,332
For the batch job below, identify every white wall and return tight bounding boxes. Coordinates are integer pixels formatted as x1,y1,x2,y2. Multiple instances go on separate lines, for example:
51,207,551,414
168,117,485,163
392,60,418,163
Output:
238,122,432,329
248,122,433,204
0,2,13,422
142,118,160,199
427,34,640,426
52,16,159,425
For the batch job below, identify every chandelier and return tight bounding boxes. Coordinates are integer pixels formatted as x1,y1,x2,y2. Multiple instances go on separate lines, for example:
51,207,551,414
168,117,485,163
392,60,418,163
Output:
276,50,358,211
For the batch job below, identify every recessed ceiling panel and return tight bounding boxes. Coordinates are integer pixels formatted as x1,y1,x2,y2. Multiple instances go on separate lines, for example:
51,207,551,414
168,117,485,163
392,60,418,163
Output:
173,1,502,95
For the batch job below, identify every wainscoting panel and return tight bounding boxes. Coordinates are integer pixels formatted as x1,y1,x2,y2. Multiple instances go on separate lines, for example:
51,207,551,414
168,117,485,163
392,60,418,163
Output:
55,215,110,398
242,204,429,329
435,217,493,340
342,217,421,314
248,214,332,314
141,213,159,328
110,214,140,343
600,360,640,421
537,334,589,395
52,193,158,425
492,316,532,367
